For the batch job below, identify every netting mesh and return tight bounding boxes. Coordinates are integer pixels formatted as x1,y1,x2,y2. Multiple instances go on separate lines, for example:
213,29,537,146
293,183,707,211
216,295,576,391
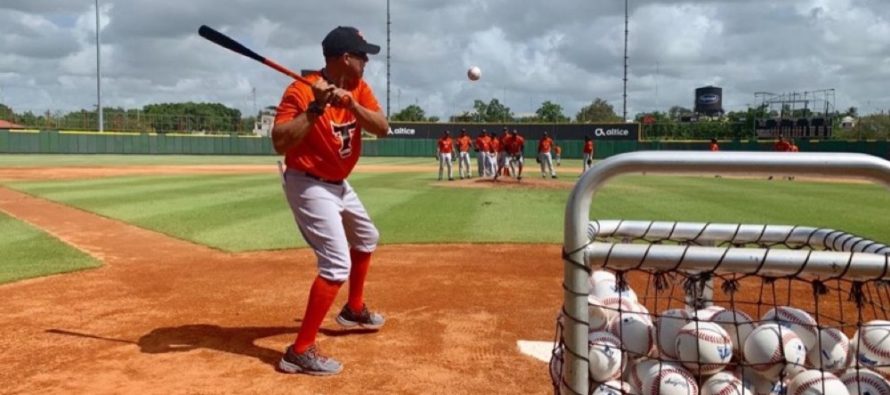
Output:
552,220,890,395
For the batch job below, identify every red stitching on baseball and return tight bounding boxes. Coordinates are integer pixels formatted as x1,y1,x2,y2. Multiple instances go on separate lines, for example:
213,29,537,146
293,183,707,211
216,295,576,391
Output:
793,376,841,395
773,308,817,338
862,326,890,360
677,328,731,344
842,374,890,395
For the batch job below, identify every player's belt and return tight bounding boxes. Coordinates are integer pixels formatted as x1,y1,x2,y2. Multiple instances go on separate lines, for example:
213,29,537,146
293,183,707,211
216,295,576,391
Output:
304,172,343,185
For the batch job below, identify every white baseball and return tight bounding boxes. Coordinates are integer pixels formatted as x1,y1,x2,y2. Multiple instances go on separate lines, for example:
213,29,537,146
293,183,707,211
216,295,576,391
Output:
589,330,625,382
762,307,818,351
589,270,638,303
807,327,850,373
694,305,728,321
854,320,890,378
787,370,847,395
741,368,787,395
676,321,733,376
593,380,639,395
744,323,807,381
710,309,756,356
550,345,564,385
702,370,754,395
588,296,612,332
625,358,667,393
840,368,890,395
657,308,691,360
641,365,699,395
467,66,481,81
610,310,655,359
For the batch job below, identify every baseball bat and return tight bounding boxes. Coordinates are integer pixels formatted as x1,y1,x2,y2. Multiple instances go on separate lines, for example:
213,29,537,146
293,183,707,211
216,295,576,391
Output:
198,25,312,87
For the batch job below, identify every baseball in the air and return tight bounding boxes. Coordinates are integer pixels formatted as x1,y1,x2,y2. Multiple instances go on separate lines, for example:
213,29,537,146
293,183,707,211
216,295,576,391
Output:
467,66,481,81
807,327,850,373
840,368,890,395
589,330,625,382
743,323,807,380
787,369,847,395
675,321,733,376
761,306,818,351
852,320,890,377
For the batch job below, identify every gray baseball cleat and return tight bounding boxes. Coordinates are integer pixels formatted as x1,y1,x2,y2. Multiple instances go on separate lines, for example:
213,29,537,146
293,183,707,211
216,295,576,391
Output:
278,345,343,376
336,304,385,330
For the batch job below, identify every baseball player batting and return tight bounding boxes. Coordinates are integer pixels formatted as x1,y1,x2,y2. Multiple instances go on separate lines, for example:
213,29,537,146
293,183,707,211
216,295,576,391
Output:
271,26,389,376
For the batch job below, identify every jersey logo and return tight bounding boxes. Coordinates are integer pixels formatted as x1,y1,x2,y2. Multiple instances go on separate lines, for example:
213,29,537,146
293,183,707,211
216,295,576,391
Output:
331,120,357,158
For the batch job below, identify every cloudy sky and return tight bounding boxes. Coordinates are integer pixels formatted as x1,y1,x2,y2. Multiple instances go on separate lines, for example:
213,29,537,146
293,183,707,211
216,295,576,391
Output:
1,0,889,121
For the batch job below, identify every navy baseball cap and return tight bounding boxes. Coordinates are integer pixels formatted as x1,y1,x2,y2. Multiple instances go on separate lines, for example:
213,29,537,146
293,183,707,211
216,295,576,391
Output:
322,26,381,57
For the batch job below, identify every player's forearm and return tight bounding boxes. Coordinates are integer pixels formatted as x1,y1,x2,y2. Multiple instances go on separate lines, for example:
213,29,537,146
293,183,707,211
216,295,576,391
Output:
271,113,316,155
352,104,389,137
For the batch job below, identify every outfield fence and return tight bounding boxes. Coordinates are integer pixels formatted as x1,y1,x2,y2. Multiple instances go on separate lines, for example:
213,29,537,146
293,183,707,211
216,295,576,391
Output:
1,129,888,159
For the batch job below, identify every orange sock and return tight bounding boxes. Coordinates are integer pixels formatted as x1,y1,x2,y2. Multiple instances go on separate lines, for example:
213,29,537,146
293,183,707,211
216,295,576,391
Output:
348,249,372,312
294,275,342,353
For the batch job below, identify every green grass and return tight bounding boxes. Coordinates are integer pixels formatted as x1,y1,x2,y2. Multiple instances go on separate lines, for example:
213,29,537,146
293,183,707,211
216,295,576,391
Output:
0,211,101,283
0,154,436,167
5,171,889,252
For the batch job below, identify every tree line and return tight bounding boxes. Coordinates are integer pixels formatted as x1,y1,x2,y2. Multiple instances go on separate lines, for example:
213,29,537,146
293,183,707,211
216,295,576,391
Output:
1,98,885,140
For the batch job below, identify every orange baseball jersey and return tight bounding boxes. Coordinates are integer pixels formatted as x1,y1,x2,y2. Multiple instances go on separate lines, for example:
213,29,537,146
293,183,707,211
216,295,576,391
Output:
538,136,553,153
500,134,513,152
506,135,524,155
457,135,472,152
474,135,490,151
437,137,454,154
774,140,791,152
583,140,594,154
489,137,501,153
554,145,562,155
274,74,380,181
710,143,719,152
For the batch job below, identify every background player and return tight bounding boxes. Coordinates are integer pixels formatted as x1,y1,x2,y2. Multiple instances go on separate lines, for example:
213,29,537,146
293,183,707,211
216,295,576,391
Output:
554,144,562,167
582,135,594,173
474,129,491,177
271,26,388,376
537,131,557,178
456,128,472,179
505,129,525,181
436,130,454,181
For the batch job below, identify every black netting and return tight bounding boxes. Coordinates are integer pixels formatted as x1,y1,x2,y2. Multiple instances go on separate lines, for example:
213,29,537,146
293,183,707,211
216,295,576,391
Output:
552,221,890,395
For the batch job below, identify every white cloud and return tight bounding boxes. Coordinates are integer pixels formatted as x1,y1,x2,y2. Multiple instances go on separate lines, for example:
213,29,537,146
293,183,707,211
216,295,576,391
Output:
1,0,889,120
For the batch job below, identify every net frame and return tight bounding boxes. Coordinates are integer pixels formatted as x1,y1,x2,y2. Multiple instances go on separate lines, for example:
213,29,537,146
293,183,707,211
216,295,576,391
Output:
559,151,890,395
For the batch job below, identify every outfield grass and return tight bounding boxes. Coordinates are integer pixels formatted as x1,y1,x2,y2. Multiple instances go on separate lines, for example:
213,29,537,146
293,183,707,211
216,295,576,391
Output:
0,211,101,283
0,154,439,167
5,171,889,252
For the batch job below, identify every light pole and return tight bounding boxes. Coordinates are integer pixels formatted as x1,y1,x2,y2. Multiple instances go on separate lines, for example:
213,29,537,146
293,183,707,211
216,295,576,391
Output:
623,0,629,122
95,0,103,132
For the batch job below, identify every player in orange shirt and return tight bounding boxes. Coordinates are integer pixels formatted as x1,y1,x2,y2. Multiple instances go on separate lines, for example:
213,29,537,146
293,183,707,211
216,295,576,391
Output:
709,138,719,151
271,26,388,376
456,128,473,179
582,135,595,173
436,130,455,181
474,129,491,177
774,136,792,152
537,131,557,178
789,138,799,152
504,129,525,181
488,132,501,178
554,144,562,166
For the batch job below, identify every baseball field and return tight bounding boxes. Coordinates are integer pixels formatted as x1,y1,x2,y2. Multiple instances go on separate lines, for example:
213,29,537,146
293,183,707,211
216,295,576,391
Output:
1,154,888,394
